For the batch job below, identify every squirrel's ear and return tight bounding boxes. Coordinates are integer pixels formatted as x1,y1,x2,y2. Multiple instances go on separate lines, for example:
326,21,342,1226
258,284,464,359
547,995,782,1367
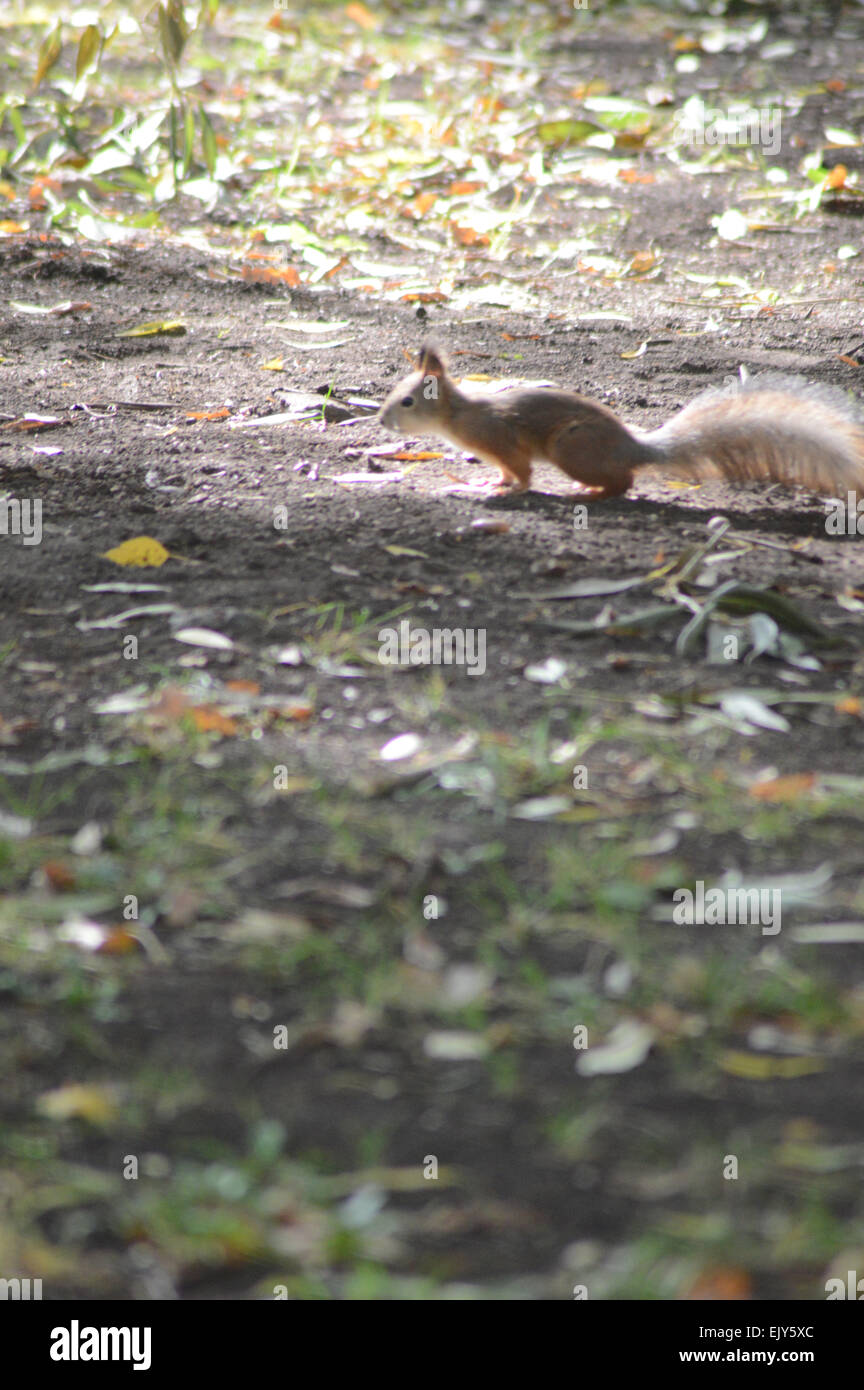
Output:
416,341,446,376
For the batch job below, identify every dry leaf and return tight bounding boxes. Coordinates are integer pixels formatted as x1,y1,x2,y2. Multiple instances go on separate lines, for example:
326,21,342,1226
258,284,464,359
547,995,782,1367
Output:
97,928,140,955
618,169,655,184
189,707,238,736
242,264,300,287
719,1051,825,1080
345,1,376,29
41,860,76,891
37,1083,121,1125
173,628,234,650
686,1267,752,1301
749,773,816,802
450,223,490,247
102,536,171,567
116,320,186,338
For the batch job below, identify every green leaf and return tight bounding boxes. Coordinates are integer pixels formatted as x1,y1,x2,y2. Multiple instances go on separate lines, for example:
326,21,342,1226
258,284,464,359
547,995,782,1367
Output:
536,119,603,146
34,24,63,90
129,109,168,156
75,24,101,83
184,103,195,176
158,0,188,68
7,105,26,147
200,107,217,175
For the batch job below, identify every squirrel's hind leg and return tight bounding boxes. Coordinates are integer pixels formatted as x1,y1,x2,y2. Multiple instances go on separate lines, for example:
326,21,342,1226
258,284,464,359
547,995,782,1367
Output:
570,481,632,502
568,468,634,502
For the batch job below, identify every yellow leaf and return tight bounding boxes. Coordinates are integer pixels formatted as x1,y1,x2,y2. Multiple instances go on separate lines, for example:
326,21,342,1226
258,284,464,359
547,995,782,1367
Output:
102,536,171,567
116,320,186,338
37,1083,120,1124
383,545,429,558
76,24,101,82
34,24,63,89
719,1051,825,1080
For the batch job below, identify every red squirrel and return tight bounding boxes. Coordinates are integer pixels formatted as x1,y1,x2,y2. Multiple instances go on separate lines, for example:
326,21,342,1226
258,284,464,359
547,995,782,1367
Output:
379,342,864,501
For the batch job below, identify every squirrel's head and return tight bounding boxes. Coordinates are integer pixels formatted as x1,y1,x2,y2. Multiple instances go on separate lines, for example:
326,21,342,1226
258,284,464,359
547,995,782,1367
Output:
379,341,450,434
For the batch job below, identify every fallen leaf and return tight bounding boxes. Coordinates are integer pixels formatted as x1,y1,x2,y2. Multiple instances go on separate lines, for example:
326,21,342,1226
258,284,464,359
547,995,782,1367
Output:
102,536,171,567
423,1031,489,1060
718,1051,825,1080
41,860,76,891
116,319,186,338
576,1020,655,1076
97,928,140,955
37,1083,121,1125
345,1,377,29
173,627,234,650
242,264,300,287
189,706,238,736
749,773,816,802
686,1268,752,1300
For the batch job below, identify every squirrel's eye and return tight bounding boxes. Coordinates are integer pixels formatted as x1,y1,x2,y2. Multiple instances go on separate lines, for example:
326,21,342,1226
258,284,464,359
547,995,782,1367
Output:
401,395,414,408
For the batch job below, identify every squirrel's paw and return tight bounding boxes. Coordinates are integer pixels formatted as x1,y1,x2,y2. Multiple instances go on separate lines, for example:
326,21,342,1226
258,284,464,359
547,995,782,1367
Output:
439,477,522,497
571,485,626,503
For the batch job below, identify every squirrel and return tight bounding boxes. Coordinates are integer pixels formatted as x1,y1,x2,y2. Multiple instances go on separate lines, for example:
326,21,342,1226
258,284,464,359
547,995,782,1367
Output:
378,342,864,501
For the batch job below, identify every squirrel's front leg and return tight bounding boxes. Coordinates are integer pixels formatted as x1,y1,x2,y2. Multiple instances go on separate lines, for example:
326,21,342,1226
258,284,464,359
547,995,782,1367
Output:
493,456,532,492
493,469,530,494
451,457,530,495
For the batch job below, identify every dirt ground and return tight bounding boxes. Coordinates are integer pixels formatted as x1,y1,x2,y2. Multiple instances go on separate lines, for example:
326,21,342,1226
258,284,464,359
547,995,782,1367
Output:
2,1,864,1301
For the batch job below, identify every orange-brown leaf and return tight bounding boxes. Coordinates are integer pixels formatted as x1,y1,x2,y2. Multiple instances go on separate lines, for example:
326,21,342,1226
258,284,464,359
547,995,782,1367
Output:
749,773,816,803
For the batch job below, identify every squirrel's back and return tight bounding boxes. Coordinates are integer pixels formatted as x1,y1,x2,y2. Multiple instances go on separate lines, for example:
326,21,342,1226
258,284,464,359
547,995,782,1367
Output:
646,373,864,495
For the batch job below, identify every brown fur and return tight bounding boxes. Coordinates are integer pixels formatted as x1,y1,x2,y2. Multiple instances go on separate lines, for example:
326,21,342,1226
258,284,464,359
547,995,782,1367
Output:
379,345,864,499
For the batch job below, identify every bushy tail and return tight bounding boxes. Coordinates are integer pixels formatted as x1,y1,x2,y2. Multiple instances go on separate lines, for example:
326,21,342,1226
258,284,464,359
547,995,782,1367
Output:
642,374,864,495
